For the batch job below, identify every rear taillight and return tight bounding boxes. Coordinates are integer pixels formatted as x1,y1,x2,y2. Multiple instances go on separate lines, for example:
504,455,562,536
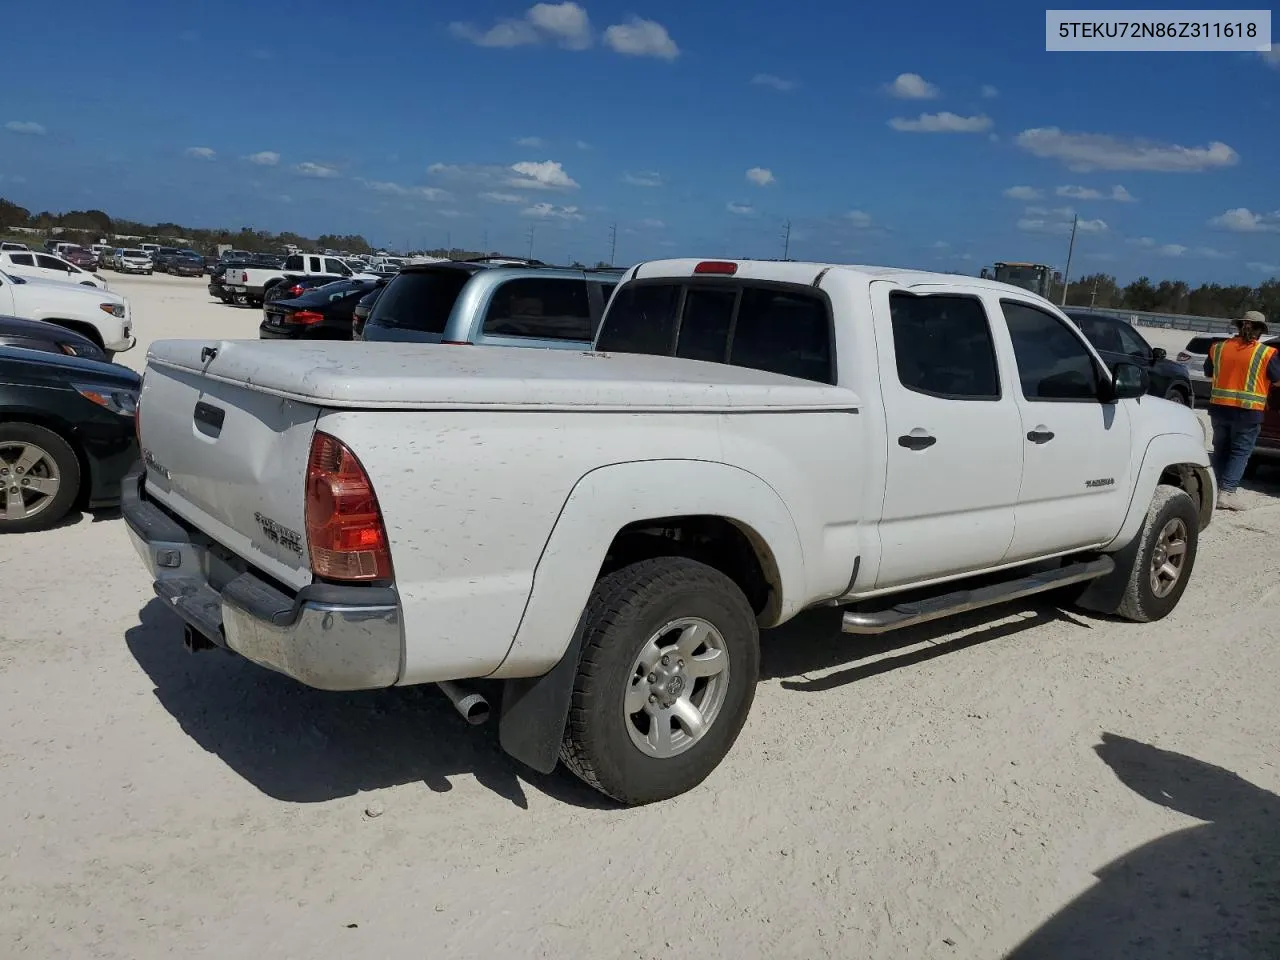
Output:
694,260,738,275
291,310,325,325
241,272,248,282
305,432,392,582
290,284,305,296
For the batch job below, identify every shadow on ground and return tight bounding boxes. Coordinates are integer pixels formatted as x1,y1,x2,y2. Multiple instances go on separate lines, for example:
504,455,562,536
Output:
760,599,1089,690
124,599,616,810
1004,734,1280,959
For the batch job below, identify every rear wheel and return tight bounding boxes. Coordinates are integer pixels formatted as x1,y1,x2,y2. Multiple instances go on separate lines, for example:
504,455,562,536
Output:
0,423,81,533
560,557,760,805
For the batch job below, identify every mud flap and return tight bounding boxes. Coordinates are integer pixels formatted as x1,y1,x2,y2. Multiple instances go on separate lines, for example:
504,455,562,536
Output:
497,623,587,775
1073,533,1141,615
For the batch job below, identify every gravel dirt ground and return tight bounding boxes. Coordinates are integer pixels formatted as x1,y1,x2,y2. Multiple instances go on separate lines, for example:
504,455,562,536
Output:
2,274,1278,959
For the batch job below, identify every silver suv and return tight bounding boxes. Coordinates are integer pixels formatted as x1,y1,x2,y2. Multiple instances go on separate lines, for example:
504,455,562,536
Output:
356,258,623,350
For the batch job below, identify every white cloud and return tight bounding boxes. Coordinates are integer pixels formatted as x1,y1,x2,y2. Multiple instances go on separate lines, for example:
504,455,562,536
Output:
1018,213,1107,234
509,159,579,190
360,179,450,200
1015,127,1239,172
294,161,339,178
1004,185,1042,200
845,210,875,228
5,121,46,136
1056,184,1137,201
889,112,992,133
1127,236,1156,248
981,84,999,98
1261,50,1280,67
623,170,664,187
522,202,585,220
746,166,775,187
575,140,592,150
1195,246,1230,259
526,2,592,49
450,2,593,50
1157,244,1188,257
1209,207,1280,232
245,150,279,166
1247,262,1279,273
277,194,292,204
184,146,216,160
603,17,679,59
480,191,526,204
427,162,496,181
640,218,665,229
727,201,754,215
515,136,546,148
1077,218,1107,232
886,73,939,99
752,73,797,91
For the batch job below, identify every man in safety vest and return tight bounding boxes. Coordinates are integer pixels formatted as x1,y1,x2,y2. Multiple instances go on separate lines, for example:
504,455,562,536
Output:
1203,310,1280,510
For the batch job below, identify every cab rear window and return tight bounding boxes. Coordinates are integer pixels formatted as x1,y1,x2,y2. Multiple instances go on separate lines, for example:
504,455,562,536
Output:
595,280,834,384
366,269,472,334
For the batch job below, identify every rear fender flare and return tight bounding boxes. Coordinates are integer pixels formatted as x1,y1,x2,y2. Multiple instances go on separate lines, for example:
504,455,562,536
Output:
494,458,806,775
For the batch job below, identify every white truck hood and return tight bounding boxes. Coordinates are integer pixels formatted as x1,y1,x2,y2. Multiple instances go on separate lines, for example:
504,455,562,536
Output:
144,339,859,412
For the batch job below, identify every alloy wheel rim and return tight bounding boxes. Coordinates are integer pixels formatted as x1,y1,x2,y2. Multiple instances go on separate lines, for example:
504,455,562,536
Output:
1149,517,1189,598
623,617,730,759
0,442,61,522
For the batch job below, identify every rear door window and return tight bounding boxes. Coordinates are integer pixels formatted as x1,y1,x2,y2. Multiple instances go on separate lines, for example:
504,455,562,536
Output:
8,253,34,266
367,269,472,334
35,254,71,271
284,255,303,271
595,283,681,355
481,278,594,341
324,258,351,276
890,293,1000,399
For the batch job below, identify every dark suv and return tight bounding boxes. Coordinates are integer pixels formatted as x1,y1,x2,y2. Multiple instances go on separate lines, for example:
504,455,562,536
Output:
1065,311,1194,406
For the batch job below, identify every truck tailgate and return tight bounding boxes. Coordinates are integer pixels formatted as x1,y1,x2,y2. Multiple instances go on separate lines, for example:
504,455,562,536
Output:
138,347,321,591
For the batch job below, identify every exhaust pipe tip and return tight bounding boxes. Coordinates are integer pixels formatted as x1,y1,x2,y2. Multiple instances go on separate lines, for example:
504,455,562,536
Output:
436,680,491,726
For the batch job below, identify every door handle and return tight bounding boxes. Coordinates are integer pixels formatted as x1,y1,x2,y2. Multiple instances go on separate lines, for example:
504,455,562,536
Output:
1027,428,1055,444
898,432,937,451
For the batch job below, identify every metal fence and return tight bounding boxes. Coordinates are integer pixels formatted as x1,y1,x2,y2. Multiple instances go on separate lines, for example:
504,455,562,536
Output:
1062,304,1237,335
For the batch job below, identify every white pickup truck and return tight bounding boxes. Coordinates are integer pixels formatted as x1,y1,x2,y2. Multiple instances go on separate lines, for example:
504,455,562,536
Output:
0,268,134,358
123,259,1212,805
227,253,379,306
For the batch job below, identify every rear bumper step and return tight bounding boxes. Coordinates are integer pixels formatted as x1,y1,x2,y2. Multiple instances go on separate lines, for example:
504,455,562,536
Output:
122,468,405,691
841,557,1115,635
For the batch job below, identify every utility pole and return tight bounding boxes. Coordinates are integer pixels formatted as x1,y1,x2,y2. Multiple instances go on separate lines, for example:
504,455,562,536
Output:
780,219,791,260
1090,276,1099,307
608,222,617,267
1060,213,1078,306
445,231,451,256
482,229,488,254
526,224,536,260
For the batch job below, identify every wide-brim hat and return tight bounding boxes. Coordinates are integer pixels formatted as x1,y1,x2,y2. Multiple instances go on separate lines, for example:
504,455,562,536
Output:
1235,310,1269,333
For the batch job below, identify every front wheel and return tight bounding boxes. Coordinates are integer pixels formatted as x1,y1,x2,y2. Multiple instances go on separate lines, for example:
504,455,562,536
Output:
0,423,81,533
1164,385,1191,406
1116,484,1199,621
560,557,760,805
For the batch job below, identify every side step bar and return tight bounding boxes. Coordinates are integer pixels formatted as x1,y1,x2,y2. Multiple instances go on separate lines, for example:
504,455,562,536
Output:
841,556,1115,635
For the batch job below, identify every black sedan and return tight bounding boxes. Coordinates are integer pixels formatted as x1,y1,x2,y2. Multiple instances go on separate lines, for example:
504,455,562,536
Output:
1066,311,1194,406
259,278,382,340
0,315,107,362
168,254,205,277
0,346,140,532
264,274,348,305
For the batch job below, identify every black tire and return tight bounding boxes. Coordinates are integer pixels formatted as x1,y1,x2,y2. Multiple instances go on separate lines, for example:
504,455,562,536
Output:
0,423,81,533
560,556,760,805
1164,385,1191,406
1112,484,1199,622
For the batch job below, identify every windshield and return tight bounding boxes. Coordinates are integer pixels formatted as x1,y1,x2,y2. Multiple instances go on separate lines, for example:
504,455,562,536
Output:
993,264,1047,292
123,249,146,257
367,269,471,332
158,248,179,256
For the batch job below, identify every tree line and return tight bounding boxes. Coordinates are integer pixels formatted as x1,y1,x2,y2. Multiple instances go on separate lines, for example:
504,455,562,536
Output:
1058,272,1280,322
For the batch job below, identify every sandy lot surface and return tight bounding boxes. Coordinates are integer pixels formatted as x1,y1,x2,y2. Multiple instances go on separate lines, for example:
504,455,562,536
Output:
3,274,1278,959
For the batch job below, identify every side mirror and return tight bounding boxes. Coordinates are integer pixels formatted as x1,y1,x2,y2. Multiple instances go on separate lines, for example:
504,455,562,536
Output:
1108,361,1148,401
1151,347,1167,361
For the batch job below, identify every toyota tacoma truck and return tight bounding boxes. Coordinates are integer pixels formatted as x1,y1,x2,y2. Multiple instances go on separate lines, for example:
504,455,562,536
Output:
0,268,135,360
122,259,1213,805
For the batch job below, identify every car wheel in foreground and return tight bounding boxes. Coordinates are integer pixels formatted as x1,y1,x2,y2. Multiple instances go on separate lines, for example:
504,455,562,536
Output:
560,556,759,805
1114,484,1199,622
1164,386,1191,406
0,423,81,533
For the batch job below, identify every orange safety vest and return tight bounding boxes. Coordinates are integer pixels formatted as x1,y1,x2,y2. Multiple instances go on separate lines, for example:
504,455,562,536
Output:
1209,337,1277,410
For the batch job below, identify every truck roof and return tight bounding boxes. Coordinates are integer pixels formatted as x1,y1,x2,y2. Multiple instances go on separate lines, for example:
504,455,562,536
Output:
628,258,1052,301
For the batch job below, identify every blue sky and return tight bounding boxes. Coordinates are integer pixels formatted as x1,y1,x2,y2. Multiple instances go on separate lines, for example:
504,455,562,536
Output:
1,0,1276,283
